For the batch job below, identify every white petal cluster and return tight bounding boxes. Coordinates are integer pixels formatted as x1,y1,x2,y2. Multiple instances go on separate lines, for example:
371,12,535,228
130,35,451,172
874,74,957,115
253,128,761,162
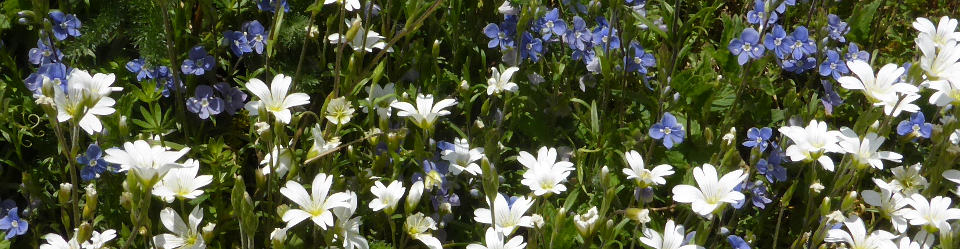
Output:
244,74,310,124
779,120,843,171
671,163,746,217
838,61,920,117
518,147,575,196
622,150,674,187
52,69,121,135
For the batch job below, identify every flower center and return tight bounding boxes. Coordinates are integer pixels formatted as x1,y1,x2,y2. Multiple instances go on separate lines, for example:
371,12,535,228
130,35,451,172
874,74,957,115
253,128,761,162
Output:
756,137,763,144
10,220,18,228
913,124,921,133
90,160,98,167
742,43,752,52
662,127,672,135
546,21,554,29
498,32,506,39
527,43,534,50
201,98,210,108
634,57,643,64
774,38,782,46
60,23,68,29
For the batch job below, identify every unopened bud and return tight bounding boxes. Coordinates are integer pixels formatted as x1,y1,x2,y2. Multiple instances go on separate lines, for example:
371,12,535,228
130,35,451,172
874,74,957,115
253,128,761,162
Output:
841,191,858,211
819,197,832,216
58,183,72,205
626,208,651,223
202,223,216,241
406,181,424,212
432,39,441,58
120,192,132,210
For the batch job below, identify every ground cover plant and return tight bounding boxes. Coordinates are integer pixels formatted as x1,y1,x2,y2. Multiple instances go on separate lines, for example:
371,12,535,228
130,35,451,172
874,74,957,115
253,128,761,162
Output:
1,0,960,248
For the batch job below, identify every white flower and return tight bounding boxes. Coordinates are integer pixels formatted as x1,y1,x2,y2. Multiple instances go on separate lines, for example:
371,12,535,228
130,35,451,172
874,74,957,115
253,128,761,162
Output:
487,67,520,95
103,140,190,185
825,215,897,249
441,138,484,176
627,208,651,224
902,194,960,232
82,230,117,249
280,173,351,229
325,96,355,125
862,179,910,233
53,69,121,135
779,120,843,171
518,146,575,196
152,159,212,203
369,180,405,214
405,212,442,249
390,94,457,131
467,227,526,249
913,16,960,48
270,227,289,243
837,127,903,170
244,74,310,124
890,164,929,195
838,60,920,116
324,0,360,12
530,214,545,228
327,17,391,52
306,124,342,163
474,193,534,235
406,181,424,211
671,163,746,217
622,150,674,187
40,233,81,249
333,191,369,249
639,219,705,249
260,145,293,176
920,43,960,104
153,206,206,249
574,206,600,237
364,82,396,119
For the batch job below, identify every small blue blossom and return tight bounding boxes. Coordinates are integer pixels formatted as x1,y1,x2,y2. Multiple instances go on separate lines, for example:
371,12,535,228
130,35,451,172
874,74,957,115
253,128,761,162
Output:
728,28,765,65
821,80,844,115
483,21,516,50
564,16,592,51
224,31,253,57
625,41,656,74
49,11,81,41
845,43,870,62
743,127,773,152
520,32,543,62
213,82,248,115
625,0,647,6
775,0,796,14
572,47,596,64
897,112,933,139
781,55,816,73
727,235,751,249
649,112,685,149
77,144,111,181
733,180,773,209
592,25,620,51
788,26,817,60
28,39,61,65
819,50,849,79
415,159,449,190
153,66,182,97
536,8,567,41
562,0,588,14
257,0,289,13
186,85,224,120
244,20,268,54
757,153,787,183
126,58,154,82
181,46,216,76
24,62,69,95
0,208,27,239
764,25,792,59
826,14,849,43
747,0,778,26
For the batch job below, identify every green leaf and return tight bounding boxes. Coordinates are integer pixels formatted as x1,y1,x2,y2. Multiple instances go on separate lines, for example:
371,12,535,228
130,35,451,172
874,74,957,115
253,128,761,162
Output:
846,0,881,43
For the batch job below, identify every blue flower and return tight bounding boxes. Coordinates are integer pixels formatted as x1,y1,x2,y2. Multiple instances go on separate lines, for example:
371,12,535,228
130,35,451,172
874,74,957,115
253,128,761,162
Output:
520,32,543,62
186,85,223,120
483,22,516,50
775,0,796,14
728,28,765,65
819,50,849,79
572,46,596,64
0,208,28,239
763,25,792,59
49,11,81,40
213,82,248,115
827,14,849,43
24,62,69,95
153,66,183,97
625,0,647,6
897,112,933,139
845,43,870,62
821,80,844,115
781,55,816,73
28,39,61,65
743,127,773,152
244,20,268,54
757,150,788,183
747,0,777,26
592,25,620,51
415,159,449,190
536,8,567,41
625,41,656,74
788,26,816,60
733,181,773,209
224,31,253,57
77,144,112,181
564,16,592,51
126,58,154,82
181,46,216,76
727,235,751,249
562,0,588,14
649,112,685,149
257,0,289,13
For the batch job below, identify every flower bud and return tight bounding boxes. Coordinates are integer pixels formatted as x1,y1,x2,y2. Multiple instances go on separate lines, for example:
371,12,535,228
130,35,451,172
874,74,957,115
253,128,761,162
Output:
460,80,470,91
432,39,441,58
599,165,610,185
626,208,651,224
531,214,545,228
406,181,424,212
117,115,129,136
83,185,98,220
271,227,289,247
77,222,93,243
819,197,832,216
809,181,825,194
574,207,600,238
202,223,216,241
120,192,132,210
58,183,72,205
840,191,858,211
